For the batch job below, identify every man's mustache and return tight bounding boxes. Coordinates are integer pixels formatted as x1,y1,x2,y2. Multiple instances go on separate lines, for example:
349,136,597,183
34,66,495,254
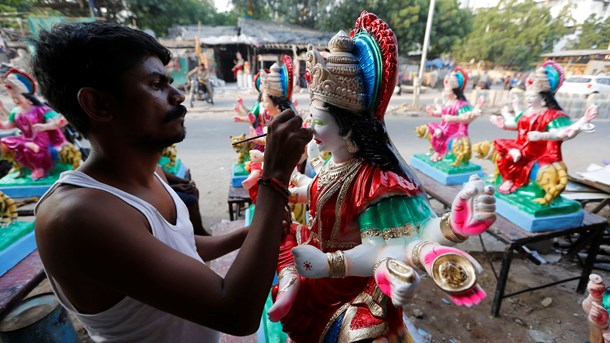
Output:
164,105,187,122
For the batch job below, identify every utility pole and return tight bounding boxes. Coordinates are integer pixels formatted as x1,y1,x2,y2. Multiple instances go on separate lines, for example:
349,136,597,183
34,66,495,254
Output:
413,0,436,110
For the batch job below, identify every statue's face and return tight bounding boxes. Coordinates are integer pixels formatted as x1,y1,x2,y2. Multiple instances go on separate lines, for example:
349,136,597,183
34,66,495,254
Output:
525,90,543,108
310,103,346,155
261,93,280,117
443,87,456,101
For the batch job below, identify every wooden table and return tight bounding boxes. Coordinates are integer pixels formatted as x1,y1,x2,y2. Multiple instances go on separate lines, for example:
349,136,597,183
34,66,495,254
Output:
413,169,608,317
227,186,252,221
0,250,45,318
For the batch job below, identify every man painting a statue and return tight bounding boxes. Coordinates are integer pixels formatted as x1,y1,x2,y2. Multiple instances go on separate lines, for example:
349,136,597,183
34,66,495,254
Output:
28,11,502,343
32,21,312,342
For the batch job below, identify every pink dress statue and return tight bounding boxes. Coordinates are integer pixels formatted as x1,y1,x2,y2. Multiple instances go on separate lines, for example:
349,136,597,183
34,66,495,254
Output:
2,105,66,178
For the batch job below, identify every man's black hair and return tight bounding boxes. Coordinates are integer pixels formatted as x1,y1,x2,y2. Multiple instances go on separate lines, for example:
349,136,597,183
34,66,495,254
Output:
31,22,172,137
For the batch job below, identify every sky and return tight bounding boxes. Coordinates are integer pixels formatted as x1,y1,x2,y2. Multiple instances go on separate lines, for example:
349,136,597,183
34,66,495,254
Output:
214,0,232,13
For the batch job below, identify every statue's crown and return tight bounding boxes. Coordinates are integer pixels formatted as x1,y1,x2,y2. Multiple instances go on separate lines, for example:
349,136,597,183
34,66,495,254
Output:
306,31,366,114
262,63,284,98
526,61,564,94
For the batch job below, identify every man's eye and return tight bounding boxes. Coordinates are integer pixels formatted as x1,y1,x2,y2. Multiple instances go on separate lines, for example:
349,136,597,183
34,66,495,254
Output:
151,82,162,90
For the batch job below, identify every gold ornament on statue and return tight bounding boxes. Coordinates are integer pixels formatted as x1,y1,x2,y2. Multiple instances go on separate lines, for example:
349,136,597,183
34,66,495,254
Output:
305,31,366,114
431,254,476,294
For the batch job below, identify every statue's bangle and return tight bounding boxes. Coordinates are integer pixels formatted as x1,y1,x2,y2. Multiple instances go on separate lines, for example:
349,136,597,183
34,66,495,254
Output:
411,240,431,271
258,177,290,202
373,257,391,275
278,266,297,281
326,250,347,278
440,213,467,243
278,276,297,294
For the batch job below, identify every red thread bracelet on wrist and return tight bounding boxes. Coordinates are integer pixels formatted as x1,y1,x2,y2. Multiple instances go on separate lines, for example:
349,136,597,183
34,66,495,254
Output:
258,177,290,201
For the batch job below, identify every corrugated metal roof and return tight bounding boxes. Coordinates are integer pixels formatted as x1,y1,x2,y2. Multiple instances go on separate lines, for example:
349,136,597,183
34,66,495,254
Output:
168,18,334,47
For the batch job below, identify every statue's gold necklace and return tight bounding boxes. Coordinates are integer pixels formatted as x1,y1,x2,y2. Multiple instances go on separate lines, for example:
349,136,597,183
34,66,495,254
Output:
317,157,363,191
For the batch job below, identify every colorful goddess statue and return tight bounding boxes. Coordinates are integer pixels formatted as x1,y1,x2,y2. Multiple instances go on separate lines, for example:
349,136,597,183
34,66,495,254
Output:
0,69,81,195
229,57,294,187
267,12,497,342
233,70,267,126
582,274,610,343
474,61,597,231
410,68,485,185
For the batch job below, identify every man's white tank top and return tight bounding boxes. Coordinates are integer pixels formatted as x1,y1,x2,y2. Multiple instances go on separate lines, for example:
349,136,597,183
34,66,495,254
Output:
35,170,221,343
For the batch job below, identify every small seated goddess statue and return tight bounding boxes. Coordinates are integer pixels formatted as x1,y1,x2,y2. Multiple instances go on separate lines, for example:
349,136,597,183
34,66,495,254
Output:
418,68,484,166
485,61,596,205
267,12,497,342
0,68,79,181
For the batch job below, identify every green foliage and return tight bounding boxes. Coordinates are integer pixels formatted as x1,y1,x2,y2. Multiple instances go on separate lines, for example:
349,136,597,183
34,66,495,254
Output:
566,14,610,50
126,0,218,37
454,0,571,69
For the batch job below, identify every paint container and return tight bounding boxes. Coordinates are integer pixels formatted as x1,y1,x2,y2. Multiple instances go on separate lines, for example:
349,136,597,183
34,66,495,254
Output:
0,293,77,343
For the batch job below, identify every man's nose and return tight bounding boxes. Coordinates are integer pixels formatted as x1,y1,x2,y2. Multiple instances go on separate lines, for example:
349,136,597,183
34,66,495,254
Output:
171,87,185,104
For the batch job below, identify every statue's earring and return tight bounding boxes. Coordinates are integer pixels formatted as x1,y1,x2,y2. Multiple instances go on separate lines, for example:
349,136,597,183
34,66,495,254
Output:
346,138,359,154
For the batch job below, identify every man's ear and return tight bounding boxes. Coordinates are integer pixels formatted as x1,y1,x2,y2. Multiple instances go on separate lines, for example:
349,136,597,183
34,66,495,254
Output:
77,87,113,122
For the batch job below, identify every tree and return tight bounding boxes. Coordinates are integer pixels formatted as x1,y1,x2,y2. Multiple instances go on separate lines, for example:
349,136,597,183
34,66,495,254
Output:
125,0,219,37
454,0,571,69
314,0,472,59
566,14,610,50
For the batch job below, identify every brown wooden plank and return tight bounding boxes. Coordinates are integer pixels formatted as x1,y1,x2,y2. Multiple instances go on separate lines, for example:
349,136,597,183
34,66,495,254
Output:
0,250,45,317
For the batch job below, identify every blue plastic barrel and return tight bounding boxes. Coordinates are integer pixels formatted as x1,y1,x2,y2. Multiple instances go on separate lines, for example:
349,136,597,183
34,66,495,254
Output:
0,292,77,343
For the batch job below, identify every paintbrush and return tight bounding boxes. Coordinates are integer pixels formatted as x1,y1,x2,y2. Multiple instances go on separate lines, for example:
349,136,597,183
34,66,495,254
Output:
231,104,300,146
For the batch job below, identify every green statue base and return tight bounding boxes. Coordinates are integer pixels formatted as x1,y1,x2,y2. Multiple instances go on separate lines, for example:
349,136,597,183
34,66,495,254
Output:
0,163,73,198
410,153,484,185
490,176,584,232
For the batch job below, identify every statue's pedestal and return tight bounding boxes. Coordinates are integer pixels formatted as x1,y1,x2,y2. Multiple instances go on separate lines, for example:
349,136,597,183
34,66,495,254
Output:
0,163,72,198
410,153,484,185
492,178,584,232
159,156,188,179
0,222,36,277
232,163,249,188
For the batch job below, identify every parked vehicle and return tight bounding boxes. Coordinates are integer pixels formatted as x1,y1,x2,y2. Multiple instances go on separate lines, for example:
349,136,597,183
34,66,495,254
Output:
557,75,610,97
187,77,213,107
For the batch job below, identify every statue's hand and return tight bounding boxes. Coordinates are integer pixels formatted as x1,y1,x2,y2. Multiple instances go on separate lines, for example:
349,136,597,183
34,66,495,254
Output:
490,115,504,129
425,105,435,116
292,245,329,278
232,115,242,122
237,97,243,105
527,131,546,141
508,148,521,162
450,174,496,237
419,245,486,307
584,105,599,122
268,272,301,322
24,142,40,153
374,258,420,308
476,95,485,109
590,302,610,328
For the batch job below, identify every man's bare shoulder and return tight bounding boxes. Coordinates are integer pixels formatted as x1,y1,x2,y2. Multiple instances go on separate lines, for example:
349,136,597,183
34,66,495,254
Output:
36,184,146,240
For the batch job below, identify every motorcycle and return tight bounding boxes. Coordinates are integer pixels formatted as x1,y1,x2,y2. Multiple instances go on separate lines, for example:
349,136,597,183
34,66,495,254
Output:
188,77,214,107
